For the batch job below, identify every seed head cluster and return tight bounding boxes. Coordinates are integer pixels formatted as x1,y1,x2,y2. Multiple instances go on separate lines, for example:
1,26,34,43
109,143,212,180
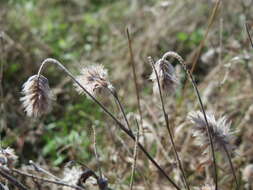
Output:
75,64,114,97
20,75,52,117
150,59,178,95
188,111,234,154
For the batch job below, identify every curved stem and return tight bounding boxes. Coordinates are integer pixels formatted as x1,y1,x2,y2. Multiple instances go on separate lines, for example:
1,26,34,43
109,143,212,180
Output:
149,57,190,190
36,58,180,190
222,144,239,190
162,51,218,190
109,89,131,131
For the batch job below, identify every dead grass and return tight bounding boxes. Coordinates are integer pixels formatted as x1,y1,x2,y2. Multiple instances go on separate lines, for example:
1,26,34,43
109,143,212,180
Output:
1,0,253,189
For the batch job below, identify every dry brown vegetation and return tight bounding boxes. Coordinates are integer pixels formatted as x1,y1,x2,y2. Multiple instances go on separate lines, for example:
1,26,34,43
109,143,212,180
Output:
1,0,253,189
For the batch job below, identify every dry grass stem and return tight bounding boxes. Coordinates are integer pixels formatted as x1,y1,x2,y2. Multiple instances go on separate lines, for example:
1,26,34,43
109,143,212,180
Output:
130,119,140,190
91,125,102,179
149,56,190,190
126,28,144,128
161,51,218,190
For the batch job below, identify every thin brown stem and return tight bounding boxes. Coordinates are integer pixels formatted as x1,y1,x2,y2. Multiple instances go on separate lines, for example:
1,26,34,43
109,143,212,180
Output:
162,51,218,190
36,58,180,190
149,57,190,190
0,32,5,148
222,144,239,190
126,28,143,128
245,22,253,48
91,125,103,179
130,119,140,190
190,0,221,74
109,89,131,131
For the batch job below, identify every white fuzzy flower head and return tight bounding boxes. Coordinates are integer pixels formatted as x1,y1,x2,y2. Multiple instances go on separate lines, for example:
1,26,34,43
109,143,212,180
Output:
75,64,114,97
0,147,18,168
20,75,52,117
150,59,178,95
62,166,83,190
188,111,234,154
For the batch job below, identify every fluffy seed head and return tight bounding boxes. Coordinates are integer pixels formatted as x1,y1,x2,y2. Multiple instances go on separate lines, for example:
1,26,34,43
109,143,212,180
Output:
188,111,234,154
62,166,83,189
20,75,52,117
75,64,113,97
150,59,178,95
0,147,18,168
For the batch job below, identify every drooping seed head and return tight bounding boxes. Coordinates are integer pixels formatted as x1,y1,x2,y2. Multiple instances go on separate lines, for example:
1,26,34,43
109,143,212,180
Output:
188,111,234,154
150,59,178,95
75,64,114,97
20,75,52,117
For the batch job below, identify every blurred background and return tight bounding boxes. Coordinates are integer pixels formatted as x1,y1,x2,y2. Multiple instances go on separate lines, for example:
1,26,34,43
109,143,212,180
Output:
1,0,253,189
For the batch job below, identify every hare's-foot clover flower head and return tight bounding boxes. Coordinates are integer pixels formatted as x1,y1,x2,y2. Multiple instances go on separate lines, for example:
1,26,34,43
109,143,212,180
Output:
20,75,52,117
188,111,234,154
75,64,114,97
150,59,178,95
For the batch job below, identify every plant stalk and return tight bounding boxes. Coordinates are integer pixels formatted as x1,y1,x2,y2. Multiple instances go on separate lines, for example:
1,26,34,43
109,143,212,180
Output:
222,144,239,190
37,58,180,190
149,57,190,190
162,51,218,190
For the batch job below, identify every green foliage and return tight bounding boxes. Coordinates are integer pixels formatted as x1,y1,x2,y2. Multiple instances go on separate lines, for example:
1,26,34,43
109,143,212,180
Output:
177,29,204,48
41,97,103,166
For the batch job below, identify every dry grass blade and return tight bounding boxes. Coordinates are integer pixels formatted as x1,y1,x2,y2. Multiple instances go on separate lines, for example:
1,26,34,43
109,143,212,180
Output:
222,144,239,190
190,0,221,73
149,56,190,190
246,22,253,48
130,119,140,190
126,28,143,128
0,32,6,148
109,89,131,131
36,58,180,190
91,125,103,179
